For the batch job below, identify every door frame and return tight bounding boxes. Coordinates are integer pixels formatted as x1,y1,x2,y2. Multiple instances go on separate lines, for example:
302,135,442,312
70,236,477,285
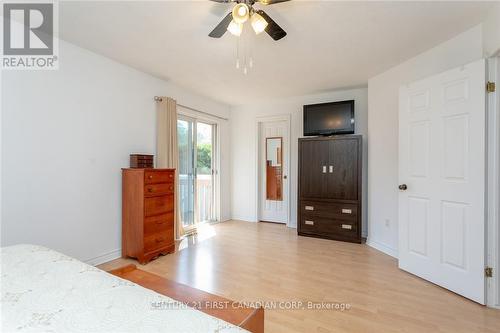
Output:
255,114,292,227
178,109,221,226
486,55,500,309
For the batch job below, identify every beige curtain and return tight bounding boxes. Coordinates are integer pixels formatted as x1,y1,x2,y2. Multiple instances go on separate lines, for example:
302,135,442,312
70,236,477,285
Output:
156,97,185,239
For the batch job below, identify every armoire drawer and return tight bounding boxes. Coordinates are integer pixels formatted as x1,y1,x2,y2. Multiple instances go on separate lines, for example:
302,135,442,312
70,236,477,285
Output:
145,170,174,184
300,217,358,238
144,194,174,216
301,201,358,220
145,183,174,197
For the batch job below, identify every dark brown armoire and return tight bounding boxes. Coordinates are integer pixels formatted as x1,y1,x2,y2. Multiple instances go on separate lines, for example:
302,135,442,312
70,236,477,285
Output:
297,135,362,243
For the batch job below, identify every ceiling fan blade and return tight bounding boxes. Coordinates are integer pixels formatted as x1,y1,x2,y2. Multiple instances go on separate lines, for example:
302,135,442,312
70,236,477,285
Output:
209,12,233,38
256,10,287,41
257,0,290,5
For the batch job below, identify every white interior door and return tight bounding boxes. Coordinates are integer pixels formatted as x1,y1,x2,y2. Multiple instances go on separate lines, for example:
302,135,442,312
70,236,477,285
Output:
398,59,486,304
259,120,289,223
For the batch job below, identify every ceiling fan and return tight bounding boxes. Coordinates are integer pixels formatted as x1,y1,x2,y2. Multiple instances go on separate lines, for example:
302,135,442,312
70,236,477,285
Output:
209,0,290,41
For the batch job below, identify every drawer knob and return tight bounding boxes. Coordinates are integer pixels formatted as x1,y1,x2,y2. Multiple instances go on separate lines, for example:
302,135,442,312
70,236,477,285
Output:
148,188,153,193
155,220,165,225
305,220,314,225
148,175,153,179
169,174,173,178
155,237,164,243
341,209,352,214
169,186,173,191
341,224,352,230
305,206,314,211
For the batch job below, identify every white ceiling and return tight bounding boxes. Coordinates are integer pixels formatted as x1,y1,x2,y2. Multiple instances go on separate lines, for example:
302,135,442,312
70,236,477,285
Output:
59,1,493,106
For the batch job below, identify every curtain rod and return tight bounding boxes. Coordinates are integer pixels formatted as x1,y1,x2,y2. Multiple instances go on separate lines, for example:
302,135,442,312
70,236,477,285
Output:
154,96,228,121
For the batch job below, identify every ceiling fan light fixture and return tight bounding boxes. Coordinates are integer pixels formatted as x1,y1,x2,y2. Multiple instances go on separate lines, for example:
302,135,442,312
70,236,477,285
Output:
227,19,243,36
232,3,250,24
250,12,268,35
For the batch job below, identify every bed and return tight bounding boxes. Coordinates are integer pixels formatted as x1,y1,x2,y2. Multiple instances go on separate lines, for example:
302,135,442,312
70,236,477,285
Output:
1,244,263,333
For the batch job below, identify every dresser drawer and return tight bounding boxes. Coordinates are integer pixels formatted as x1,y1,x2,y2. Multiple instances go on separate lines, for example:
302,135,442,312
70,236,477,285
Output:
300,217,358,238
144,213,173,236
144,232,173,252
301,201,358,221
145,170,174,184
144,194,174,216
145,183,174,197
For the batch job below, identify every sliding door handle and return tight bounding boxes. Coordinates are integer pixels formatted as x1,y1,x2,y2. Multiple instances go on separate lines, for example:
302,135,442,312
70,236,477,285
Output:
329,165,333,173
322,166,327,173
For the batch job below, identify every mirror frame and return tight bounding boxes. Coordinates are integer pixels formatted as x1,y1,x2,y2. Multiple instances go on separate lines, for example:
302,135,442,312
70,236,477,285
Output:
265,136,283,201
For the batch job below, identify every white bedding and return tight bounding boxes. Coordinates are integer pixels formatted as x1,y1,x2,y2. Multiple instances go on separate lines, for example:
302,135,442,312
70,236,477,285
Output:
1,244,245,333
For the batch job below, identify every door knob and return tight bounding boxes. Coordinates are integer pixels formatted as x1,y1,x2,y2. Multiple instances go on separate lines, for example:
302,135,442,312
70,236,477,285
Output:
283,175,287,180
399,184,408,191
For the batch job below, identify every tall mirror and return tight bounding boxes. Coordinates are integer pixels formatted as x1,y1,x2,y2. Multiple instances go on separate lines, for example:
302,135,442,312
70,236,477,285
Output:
266,137,283,201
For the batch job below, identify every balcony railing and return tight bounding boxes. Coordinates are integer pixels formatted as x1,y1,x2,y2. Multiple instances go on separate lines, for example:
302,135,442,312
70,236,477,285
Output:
179,174,213,226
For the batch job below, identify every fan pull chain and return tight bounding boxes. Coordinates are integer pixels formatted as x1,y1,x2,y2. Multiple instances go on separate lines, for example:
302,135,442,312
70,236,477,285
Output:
243,25,248,75
236,37,240,69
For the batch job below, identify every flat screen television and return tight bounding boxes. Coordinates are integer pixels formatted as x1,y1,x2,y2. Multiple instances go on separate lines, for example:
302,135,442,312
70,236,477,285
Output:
303,100,355,136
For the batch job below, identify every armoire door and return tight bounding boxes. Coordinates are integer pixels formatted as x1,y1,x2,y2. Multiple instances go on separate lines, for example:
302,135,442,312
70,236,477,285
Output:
327,138,359,200
299,140,329,198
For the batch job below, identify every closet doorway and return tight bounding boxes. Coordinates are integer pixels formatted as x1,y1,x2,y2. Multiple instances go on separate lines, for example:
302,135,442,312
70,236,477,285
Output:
257,116,290,225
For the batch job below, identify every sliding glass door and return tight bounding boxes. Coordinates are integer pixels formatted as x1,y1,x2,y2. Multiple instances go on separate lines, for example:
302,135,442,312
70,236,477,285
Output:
178,116,217,230
178,117,196,227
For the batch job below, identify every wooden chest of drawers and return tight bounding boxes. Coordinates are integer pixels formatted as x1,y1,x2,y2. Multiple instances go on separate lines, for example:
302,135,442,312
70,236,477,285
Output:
122,168,175,264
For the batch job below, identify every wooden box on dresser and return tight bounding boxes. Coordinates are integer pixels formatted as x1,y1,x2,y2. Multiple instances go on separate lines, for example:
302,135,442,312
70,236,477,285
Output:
122,168,175,264
298,135,362,243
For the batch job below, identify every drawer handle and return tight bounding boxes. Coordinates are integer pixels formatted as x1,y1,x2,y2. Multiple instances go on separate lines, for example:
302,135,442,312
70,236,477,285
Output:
155,220,165,225
322,166,327,173
155,237,165,243
341,224,352,230
148,188,153,193
169,174,173,178
148,175,153,179
341,209,352,214
329,165,333,173
305,206,314,211
305,220,314,225
169,186,173,191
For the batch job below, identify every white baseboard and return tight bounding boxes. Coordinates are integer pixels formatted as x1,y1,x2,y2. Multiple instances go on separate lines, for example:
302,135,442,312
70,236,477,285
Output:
84,249,121,266
231,216,257,222
366,238,398,258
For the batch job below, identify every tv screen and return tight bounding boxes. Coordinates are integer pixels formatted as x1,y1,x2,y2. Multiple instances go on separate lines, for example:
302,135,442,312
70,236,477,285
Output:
303,100,355,136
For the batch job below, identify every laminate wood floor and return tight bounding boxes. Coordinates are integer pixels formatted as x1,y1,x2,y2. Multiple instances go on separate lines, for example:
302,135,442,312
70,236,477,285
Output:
98,220,500,333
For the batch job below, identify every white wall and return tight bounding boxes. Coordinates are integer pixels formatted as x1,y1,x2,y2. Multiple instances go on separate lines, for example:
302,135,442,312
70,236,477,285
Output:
483,2,500,57
230,88,368,233
1,40,231,264
367,25,484,257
